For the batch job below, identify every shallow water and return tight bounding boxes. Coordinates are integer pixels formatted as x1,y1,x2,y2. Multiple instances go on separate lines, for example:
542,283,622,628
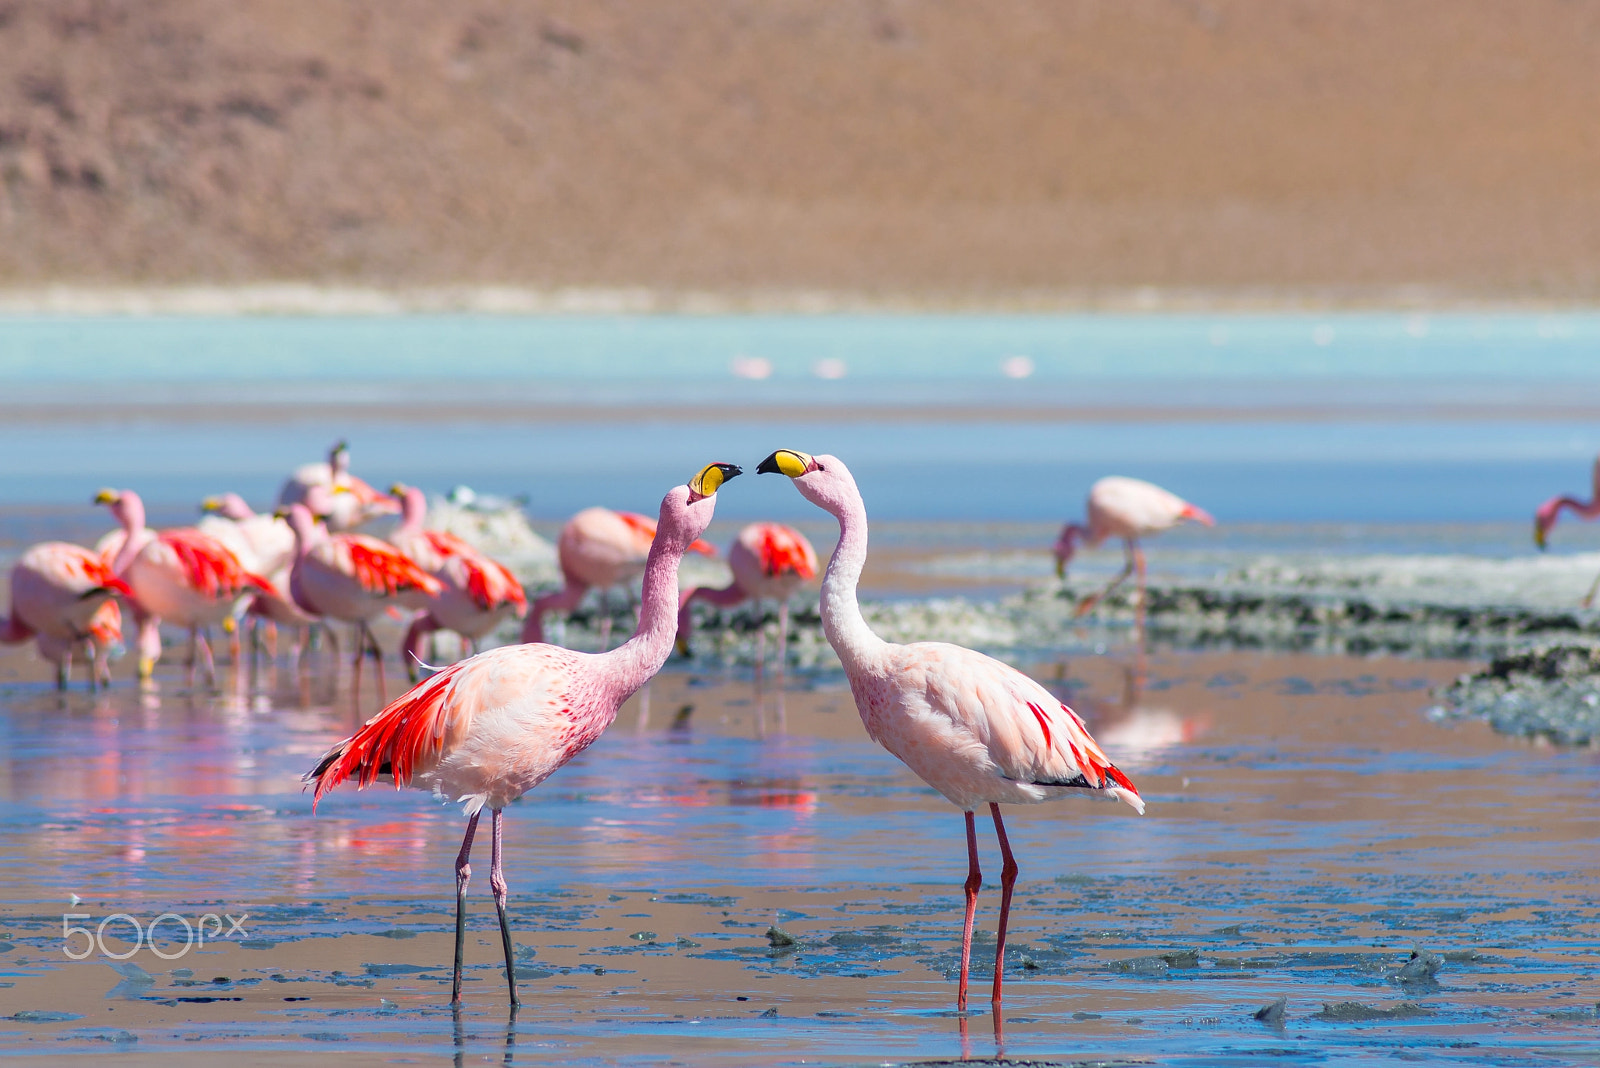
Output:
0,637,1596,1065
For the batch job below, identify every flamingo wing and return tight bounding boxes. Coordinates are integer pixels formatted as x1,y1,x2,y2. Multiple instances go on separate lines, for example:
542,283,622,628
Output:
618,510,715,557
342,535,444,597
913,644,1144,812
158,529,274,597
426,532,527,611
754,523,818,579
63,546,135,598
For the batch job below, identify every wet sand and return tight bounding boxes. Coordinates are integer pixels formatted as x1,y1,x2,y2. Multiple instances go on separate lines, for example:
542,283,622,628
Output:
1,636,1596,1065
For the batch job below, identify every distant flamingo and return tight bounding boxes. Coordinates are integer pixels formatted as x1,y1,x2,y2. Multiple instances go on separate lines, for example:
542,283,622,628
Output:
95,489,272,682
759,449,1142,1016
1,542,132,688
278,440,398,532
1534,454,1600,605
307,462,741,1006
283,487,443,704
200,493,316,656
388,482,528,678
1054,476,1214,618
521,507,715,648
677,522,818,685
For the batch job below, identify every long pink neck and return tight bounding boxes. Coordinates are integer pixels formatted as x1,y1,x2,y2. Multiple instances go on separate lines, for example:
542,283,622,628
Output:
681,582,748,610
110,494,150,574
820,483,886,673
398,489,427,535
595,525,693,704
1554,495,1600,522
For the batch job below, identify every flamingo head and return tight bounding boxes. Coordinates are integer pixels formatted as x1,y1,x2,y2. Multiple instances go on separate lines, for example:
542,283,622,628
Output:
660,462,742,551
201,492,254,521
1053,523,1084,579
388,482,428,528
329,439,351,477
1534,497,1564,550
93,488,144,532
757,450,863,521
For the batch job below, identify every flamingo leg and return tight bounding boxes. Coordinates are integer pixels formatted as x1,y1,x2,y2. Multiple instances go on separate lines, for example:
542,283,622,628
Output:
349,624,364,703
490,808,520,1007
403,614,436,683
753,607,766,689
197,628,217,686
56,653,70,691
1133,543,1148,638
775,601,789,731
988,803,1019,1010
597,588,613,651
957,809,982,1013
364,623,388,704
451,812,481,1004
1584,568,1600,609
1073,540,1138,618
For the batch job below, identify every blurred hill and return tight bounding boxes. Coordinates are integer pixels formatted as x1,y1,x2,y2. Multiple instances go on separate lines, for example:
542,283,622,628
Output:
2,0,1598,304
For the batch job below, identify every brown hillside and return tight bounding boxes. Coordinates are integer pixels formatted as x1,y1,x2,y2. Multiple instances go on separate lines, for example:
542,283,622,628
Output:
2,1,1599,301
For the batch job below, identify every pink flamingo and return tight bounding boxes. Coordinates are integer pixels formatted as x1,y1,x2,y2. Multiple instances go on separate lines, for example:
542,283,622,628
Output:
307,462,741,1006
677,522,818,684
200,493,316,657
520,507,715,648
1054,476,1214,618
1534,454,1600,605
758,449,1143,1015
282,488,443,704
95,489,272,682
277,440,398,532
388,482,528,678
1,542,132,689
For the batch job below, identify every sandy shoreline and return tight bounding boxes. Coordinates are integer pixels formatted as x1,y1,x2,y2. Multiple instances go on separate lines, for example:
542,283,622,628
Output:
0,284,1597,317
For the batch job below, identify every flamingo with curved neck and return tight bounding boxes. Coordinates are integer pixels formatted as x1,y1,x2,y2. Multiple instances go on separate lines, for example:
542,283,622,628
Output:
759,449,1141,1020
1054,475,1214,621
307,462,741,1006
1,542,131,689
1534,454,1600,605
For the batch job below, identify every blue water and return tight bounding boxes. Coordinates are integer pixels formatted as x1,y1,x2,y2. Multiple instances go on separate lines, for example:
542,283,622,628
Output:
4,312,1600,532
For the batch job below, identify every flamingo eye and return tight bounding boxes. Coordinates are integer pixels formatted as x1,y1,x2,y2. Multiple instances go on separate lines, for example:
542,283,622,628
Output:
814,461,825,471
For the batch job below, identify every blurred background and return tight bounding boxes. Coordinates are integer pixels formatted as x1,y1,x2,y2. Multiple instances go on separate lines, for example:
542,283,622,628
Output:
2,0,1598,558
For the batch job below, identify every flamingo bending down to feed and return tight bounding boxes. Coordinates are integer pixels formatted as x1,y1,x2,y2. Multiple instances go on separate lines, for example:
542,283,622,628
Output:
677,521,818,682
307,462,742,1006
277,440,398,532
520,507,715,648
0,542,131,688
282,488,442,704
95,489,272,681
1054,476,1214,618
1533,453,1600,606
388,483,527,678
200,493,316,657
758,450,1142,1015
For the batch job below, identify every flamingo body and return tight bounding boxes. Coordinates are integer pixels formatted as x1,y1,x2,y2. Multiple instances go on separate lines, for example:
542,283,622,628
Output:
277,441,397,532
1055,476,1214,617
2,542,130,686
390,486,527,656
288,525,442,624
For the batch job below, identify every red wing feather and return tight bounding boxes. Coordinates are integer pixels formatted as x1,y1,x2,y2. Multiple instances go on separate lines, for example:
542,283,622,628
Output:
344,536,443,597
757,526,817,579
421,531,526,610
308,664,464,805
158,529,254,597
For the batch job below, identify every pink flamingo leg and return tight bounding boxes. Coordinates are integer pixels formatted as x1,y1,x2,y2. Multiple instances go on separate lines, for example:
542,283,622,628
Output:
597,588,613,651
775,601,789,731
451,812,481,1004
988,803,1019,1010
404,613,440,682
957,809,982,1012
1133,543,1148,638
1584,569,1600,609
349,623,364,703
365,622,388,704
55,651,71,690
521,579,588,645
490,808,520,1006
197,628,217,686
1074,538,1139,618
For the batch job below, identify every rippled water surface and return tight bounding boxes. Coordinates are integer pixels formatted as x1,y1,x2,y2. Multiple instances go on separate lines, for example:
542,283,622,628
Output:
1,634,1596,1065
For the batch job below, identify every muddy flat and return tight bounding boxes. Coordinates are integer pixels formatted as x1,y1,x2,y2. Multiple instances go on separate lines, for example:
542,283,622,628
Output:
0,638,1595,1065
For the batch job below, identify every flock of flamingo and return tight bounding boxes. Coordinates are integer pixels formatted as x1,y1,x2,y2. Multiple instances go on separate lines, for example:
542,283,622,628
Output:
5,437,1597,1016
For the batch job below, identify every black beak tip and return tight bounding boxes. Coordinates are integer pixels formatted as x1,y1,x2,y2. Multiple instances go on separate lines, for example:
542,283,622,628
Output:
720,463,743,480
755,452,782,475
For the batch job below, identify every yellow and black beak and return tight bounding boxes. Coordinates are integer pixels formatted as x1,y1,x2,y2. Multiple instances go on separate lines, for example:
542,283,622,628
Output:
1534,522,1548,551
388,482,408,498
687,462,743,503
200,496,223,514
1056,557,1066,580
93,488,119,506
756,449,816,478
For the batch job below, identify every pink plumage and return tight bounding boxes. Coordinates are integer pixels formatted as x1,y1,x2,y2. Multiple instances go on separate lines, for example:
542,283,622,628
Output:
1,541,130,688
1532,453,1600,605
306,462,741,1007
759,448,1141,1017
676,522,820,685
1054,475,1214,618
388,484,529,675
